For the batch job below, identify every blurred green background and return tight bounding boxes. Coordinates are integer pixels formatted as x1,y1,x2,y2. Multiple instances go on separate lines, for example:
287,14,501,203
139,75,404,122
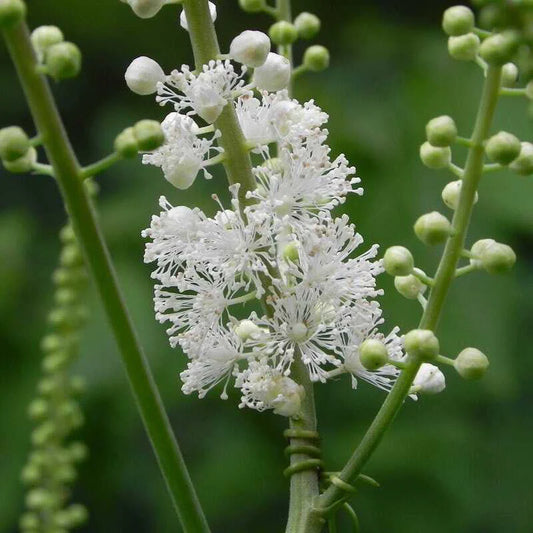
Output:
1,1,532,531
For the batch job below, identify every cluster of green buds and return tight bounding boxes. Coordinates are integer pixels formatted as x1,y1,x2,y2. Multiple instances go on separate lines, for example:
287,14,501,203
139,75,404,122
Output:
19,222,90,533
0,125,38,174
114,119,165,159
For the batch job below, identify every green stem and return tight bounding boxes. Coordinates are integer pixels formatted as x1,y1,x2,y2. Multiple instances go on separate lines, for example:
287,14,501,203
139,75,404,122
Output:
2,21,209,533
310,65,503,527
81,151,122,179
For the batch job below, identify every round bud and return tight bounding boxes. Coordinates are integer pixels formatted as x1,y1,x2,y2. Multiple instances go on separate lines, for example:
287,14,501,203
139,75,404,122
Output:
234,319,263,341
0,126,30,161
0,0,26,28
442,180,478,210
471,238,516,274
414,212,452,245
180,1,216,31
485,131,521,165
68,441,88,462
403,329,440,361
413,363,446,394
303,45,330,72
125,56,165,96
31,26,64,59
442,6,475,36
509,142,533,175
448,33,480,61
282,241,300,263
127,0,165,19
2,146,36,173
19,513,39,530
269,21,298,46
26,488,56,510
479,31,519,66
426,115,457,147
383,246,414,276
114,127,139,158
229,30,271,68
253,52,291,92
20,464,41,485
359,339,389,370
238,0,264,12
419,141,451,169
394,274,426,300
43,351,70,373
294,12,321,40
133,119,165,151
31,421,56,446
64,504,88,527
27,399,48,421
454,347,489,380
45,42,82,80
501,62,519,87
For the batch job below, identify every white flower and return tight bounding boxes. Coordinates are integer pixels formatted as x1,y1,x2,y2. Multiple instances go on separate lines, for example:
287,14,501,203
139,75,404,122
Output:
123,0,165,19
230,30,271,68
125,56,165,95
142,112,222,189
412,363,446,394
253,52,291,92
179,1,217,31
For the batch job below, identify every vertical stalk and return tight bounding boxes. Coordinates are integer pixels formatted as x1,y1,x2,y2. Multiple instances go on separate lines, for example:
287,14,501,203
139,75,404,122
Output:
2,21,209,533
310,65,503,527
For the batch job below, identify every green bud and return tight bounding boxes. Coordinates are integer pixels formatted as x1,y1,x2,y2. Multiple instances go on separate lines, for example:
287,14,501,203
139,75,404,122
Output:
485,131,521,165
419,141,451,169
19,512,40,530
31,25,64,58
58,400,84,428
454,347,489,380
133,119,165,151
383,246,414,276
448,33,480,61
426,115,457,147
442,5,475,36
394,274,425,300
31,421,56,446
0,0,26,28
414,211,452,245
114,127,139,158
294,12,321,40
65,504,88,527
60,243,83,268
442,180,478,210
45,41,82,80
509,142,533,175
42,351,70,373
501,62,518,88
69,375,86,395
359,339,389,370
28,398,48,421
55,287,77,305
403,329,440,361
269,21,298,46
471,238,516,274
68,441,88,462
40,334,62,353
0,126,30,161
21,464,41,485
479,31,519,66
26,488,56,510
38,376,61,396
303,45,330,72
238,0,264,12
55,464,77,483
2,146,36,173
59,225,75,245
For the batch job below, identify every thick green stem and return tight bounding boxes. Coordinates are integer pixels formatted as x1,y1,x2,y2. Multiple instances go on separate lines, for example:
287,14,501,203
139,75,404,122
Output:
311,65,503,526
2,21,209,533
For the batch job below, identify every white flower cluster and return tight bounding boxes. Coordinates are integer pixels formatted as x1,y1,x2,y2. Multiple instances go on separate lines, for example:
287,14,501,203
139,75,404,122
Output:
131,26,443,416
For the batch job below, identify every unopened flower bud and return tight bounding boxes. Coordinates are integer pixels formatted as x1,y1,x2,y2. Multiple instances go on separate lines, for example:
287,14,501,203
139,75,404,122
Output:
180,1,217,31
45,41,82,80
234,319,263,341
442,180,478,210
454,347,489,380
19,513,39,530
471,238,516,274
394,274,426,300
230,30,270,68
2,146,36,173
133,119,165,151
413,363,446,394
43,351,70,373
114,127,139,158
383,246,414,276
359,339,389,370
509,142,533,175
269,21,298,46
253,52,291,91
501,62,518,87
238,0,265,12
479,31,519,66
414,211,452,245
68,441,88,462
419,141,451,169
303,45,330,72
0,125,30,161
426,115,457,147
0,0,26,28
27,398,48,421
63,504,88,527
294,12,321,40
26,488,57,510
404,329,439,361
126,0,165,19
448,33,480,61
282,241,300,263
485,131,521,165
31,25,64,60
442,5,475,36
125,56,165,95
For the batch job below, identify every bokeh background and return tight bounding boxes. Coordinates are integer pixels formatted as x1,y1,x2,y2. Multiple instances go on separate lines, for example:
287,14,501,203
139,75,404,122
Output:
1,1,532,531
